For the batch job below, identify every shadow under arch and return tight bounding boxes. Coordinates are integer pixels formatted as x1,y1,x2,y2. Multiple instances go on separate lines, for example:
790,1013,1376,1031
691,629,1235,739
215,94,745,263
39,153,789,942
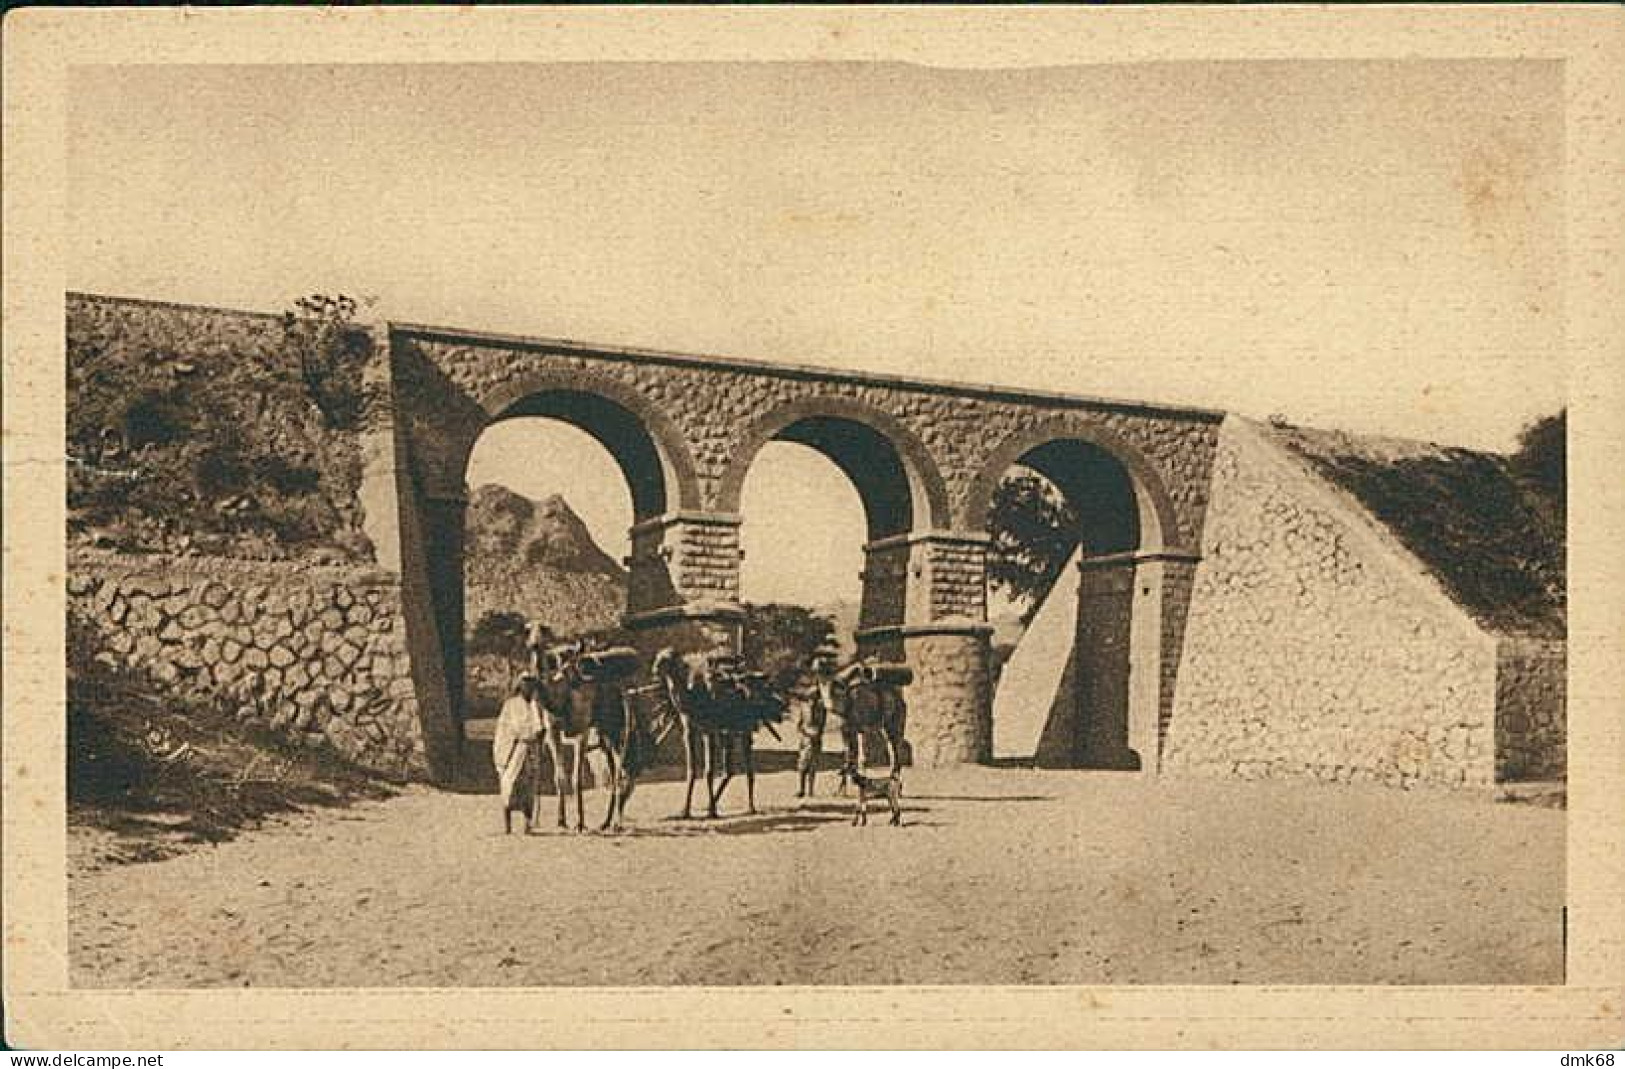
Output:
969,417,1184,775
459,368,703,522
714,396,953,539
962,416,1179,550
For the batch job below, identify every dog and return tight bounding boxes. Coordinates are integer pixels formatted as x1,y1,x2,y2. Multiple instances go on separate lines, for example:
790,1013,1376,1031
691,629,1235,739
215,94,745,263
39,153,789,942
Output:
839,766,902,826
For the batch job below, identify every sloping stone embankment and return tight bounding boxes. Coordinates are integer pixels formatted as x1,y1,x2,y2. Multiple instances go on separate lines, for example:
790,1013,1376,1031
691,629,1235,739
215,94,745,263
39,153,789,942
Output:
1494,638,1565,781
1166,419,1506,789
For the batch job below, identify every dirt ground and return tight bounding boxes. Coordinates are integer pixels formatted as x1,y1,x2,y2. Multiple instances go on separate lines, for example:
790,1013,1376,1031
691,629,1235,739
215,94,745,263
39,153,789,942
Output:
69,765,1564,987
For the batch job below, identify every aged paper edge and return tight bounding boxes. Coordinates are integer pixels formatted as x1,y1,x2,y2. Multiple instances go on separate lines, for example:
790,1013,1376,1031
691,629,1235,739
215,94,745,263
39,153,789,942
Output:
3,5,1621,1051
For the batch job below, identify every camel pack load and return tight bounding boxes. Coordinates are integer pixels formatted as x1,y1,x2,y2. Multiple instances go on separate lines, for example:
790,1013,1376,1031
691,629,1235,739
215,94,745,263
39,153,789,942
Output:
505,625,914,833
570,646,640,683
691,652,787,737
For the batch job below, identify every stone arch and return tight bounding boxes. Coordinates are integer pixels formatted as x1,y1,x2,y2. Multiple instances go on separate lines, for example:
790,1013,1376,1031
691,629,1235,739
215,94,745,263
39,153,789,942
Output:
423,369,703,739
962,416,1180,552
456,367,703,521
715,396,953,540
971,416,1185,774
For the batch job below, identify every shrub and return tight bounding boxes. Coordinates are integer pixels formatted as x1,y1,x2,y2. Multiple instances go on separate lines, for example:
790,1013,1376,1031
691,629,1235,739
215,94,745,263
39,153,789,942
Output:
468,610,531,660
120,389,190,449
987,472,1079,609
281,294,369,431
67,294,374,560
742,603,836,690
191,439,251,500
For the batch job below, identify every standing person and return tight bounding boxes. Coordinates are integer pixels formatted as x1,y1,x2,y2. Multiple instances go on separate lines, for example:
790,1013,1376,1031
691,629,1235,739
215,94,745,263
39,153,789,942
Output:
796,644,841,798
493,674,544,834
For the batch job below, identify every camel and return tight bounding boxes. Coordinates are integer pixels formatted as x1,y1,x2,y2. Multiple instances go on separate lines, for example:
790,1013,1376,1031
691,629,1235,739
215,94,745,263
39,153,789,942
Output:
529,639,652,832
650,648,785,819
714,668,786,813
831,658,911,784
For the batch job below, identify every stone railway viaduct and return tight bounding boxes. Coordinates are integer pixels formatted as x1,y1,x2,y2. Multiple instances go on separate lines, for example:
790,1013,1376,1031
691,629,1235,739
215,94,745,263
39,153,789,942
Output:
67,293,1565,792
371,319,1216,779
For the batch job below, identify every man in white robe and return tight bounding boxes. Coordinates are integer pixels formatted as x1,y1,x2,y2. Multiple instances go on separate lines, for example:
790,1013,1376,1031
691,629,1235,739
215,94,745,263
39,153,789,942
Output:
493,674,544,834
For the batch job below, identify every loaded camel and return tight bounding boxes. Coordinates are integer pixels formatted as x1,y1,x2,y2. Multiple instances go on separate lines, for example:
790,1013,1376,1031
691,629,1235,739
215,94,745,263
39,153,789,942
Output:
650,648,786,819
525,627,660,832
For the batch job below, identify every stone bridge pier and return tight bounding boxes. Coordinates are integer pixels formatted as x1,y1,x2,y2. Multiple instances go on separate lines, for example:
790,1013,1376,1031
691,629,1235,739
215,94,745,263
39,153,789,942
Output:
621,511,999,766
360,317,1220,782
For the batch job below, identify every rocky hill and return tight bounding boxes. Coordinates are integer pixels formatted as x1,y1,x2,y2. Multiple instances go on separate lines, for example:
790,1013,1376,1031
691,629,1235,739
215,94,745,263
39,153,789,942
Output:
463,484,626,637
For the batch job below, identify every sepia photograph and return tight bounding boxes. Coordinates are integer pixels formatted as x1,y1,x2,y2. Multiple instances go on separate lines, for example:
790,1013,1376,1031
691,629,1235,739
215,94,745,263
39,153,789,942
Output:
6,5,1622,1052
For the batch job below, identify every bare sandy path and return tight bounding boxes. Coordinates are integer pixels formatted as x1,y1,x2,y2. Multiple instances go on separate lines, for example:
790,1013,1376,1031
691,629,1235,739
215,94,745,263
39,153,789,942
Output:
69,768,1563,987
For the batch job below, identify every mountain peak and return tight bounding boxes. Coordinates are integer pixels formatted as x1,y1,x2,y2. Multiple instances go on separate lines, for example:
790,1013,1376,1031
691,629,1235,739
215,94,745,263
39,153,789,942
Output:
464,484,627,639
466,483,624,578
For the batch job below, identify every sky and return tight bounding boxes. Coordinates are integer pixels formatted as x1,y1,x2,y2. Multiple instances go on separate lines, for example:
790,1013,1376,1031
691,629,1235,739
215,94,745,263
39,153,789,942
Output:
68,60,1564,605
467,422,865,605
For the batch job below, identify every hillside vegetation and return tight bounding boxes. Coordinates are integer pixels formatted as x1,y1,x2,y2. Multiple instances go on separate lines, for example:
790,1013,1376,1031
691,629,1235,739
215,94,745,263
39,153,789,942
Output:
1267,419,1564,638
67,294,370,562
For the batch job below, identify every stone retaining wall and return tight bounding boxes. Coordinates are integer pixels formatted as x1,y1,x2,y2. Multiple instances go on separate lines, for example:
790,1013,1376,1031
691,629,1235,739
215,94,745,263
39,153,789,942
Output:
1165,419,1501,789
1495,638,1566,781
68,550,426,777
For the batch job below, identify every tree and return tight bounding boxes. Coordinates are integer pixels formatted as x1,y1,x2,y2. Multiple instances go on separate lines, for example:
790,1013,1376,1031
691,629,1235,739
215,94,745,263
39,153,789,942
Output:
742,603,836,690
986,471,1079,608
1510,409,1565,508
